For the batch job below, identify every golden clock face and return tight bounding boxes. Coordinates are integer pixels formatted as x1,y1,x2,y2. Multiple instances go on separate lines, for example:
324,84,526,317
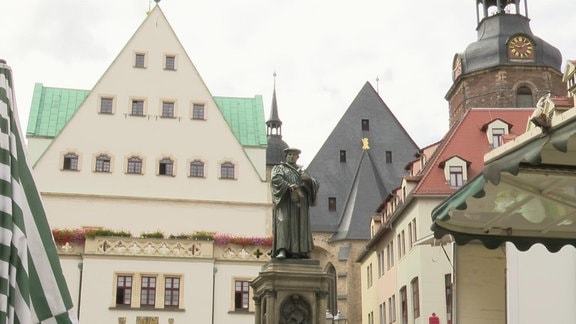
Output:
508,36,534,59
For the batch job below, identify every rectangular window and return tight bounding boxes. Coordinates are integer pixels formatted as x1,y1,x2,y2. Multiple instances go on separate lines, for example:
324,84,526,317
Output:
445,274,453,324
95,155,111,173
164,277,180,308
408,223,413,249
386,151,392,164
63,153,79,171
328,197,336,212
368,311,374,324
131,100,144,116
140,276,156,307
127,157,143,174
339,150,346,163
367,263,373,288
362,119,370,131
400,286,407,324
449,166,463,187
412,219,417,243
401,230,406,256
221,162,235,179
390,241,394,267
492,128,505,148
190,160,204,177
380,302,386,324
411,277,420,319
234,280,249,311
159,158,174,176
100,97,113,114
192,104,205,120
165,55,176,70
388,295,396,323
162,101,175,118
377,250,384,277
135,53,145,68
116,275,132,306
397,234,402,258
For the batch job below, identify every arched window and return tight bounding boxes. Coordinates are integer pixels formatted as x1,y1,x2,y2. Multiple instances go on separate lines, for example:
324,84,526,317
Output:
220,162,235,179
127,157,143,174
95,155,111,172
159,158,174,176
326,263,337,317
190,160,204,177
63,153,79,171
516,86,533,107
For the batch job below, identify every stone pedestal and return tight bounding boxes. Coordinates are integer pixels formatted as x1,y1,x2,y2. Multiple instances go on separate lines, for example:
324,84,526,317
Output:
250,259,330,324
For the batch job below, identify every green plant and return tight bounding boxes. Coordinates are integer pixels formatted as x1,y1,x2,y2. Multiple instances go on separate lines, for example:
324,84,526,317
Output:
190,231,215,241
84,228,132,239
140,231,164,239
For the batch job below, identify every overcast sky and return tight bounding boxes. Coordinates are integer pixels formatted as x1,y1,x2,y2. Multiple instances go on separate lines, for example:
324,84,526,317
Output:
3,0,576,165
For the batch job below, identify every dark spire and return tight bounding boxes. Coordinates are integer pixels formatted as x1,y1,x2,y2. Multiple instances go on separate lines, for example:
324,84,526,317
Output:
266,72,282,134
266,72,289,166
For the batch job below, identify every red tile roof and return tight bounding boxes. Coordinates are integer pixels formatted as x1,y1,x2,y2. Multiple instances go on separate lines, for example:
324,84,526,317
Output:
413,108,534,195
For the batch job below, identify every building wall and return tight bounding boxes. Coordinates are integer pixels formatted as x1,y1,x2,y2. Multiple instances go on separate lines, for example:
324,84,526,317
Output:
506,244,576,324
454,243,505,324
448,67,565,125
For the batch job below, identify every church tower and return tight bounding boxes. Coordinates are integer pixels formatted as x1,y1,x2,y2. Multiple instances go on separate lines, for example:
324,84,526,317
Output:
265,74,289,179
446,0,567,126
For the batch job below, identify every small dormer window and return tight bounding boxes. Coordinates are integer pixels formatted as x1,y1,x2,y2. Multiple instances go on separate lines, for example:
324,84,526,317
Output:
484,119,510,149
492,128,505,149
340,150,346,163
449,166,463,187
441,156,469,188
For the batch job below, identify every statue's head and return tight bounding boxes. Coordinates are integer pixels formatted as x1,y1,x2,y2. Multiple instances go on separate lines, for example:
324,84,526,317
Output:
284,148,301,164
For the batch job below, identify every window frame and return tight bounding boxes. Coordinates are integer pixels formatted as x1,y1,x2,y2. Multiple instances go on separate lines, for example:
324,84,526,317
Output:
220,162,235,179
161,101,175,118
328,197,336,212
63,153,79,171
164,55,176,71
449,165,464,187
492,127,505,149
411,277,420,319
140,276,157,307
159,158,174,176
189,160,205,178
95,154,111,173
362,119,370,131
131,99,145,116
127,156,143,175
164,277,180,308
134,53,146,68
339,150,346,163
116,275,133,307
100,97,114,114
234,280,250,311
192,103,205,120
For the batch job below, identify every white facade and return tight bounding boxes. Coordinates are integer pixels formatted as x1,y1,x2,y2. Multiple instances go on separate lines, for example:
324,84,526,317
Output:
30,5,271,323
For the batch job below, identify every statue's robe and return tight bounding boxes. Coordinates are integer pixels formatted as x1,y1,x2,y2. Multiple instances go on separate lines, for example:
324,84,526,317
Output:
271,162,319,258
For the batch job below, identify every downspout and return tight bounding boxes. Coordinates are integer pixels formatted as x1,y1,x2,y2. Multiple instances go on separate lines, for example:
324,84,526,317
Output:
77,262,83,319
211,266,217,324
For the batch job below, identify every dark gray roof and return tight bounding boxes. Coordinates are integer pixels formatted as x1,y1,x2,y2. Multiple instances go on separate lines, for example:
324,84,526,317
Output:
267,135,289,165
307,82,419,240
461,14,562,74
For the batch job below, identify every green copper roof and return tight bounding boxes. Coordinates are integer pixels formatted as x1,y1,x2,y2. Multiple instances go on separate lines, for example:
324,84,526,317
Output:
26,83,89,137
26,84,267,148
214,95,267,147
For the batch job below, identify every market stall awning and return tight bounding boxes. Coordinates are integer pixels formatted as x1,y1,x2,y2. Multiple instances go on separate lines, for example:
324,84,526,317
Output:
432,102,576,252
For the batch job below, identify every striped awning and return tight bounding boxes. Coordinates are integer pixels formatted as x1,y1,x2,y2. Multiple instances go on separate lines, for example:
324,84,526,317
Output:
432,105,576,252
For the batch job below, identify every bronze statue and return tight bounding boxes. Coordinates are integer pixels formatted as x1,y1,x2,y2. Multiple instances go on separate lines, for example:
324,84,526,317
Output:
271,148,319,259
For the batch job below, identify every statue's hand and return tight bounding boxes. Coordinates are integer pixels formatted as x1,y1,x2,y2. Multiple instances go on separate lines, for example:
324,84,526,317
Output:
301,173,310,181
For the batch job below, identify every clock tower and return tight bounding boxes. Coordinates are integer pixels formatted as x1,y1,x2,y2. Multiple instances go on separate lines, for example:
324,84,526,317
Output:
446,0,567,126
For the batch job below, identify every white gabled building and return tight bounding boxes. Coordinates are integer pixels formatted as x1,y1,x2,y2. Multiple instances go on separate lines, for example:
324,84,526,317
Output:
27,4,271,324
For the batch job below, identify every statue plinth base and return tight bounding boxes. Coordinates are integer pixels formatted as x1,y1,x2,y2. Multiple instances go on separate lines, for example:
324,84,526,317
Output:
250,259,330,324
